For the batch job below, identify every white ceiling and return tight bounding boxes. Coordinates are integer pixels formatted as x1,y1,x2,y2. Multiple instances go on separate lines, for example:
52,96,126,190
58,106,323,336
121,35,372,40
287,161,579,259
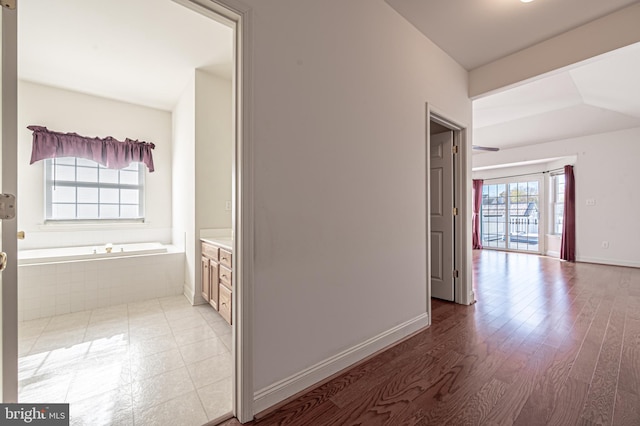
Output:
385,0,639,70
473,42,640,150
18,0,233,111
385,0,640,154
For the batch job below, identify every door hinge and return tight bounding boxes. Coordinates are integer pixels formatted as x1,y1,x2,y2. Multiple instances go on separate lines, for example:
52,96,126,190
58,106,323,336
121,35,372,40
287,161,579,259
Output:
0,194,16,220
1,0,16,10
452,269,459,279
452,145,459,154
452,207,458,216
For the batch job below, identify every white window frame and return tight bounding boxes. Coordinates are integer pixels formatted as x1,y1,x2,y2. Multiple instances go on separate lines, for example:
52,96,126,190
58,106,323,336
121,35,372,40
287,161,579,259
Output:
480,175,543,254
551,173,565,235
44,157,145,222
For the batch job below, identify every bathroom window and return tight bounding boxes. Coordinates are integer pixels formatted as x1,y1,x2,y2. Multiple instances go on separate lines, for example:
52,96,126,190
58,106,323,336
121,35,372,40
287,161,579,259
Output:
45,157,145,221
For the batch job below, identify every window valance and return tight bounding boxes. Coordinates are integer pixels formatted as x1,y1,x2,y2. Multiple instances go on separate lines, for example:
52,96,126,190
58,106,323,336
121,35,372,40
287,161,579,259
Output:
28,125,156,172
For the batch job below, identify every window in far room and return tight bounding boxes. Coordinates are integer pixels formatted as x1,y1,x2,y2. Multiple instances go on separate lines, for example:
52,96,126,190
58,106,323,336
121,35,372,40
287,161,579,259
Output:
551,173,565,235
45,157,145,221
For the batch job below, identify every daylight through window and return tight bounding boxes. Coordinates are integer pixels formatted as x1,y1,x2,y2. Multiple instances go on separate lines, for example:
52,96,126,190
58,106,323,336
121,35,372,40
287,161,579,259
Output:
45,157,144,221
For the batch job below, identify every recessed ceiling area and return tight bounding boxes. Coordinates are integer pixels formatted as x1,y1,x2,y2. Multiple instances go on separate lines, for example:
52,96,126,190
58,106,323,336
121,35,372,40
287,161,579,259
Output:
473,42,640,151
385,0,638,70
18,0,233,111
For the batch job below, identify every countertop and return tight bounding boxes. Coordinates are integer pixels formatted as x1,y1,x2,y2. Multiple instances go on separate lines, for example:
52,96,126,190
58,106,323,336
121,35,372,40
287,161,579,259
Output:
201,237,233,251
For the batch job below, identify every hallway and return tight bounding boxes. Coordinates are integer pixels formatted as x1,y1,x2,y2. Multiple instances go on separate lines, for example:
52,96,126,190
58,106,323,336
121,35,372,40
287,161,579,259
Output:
225,250,640,425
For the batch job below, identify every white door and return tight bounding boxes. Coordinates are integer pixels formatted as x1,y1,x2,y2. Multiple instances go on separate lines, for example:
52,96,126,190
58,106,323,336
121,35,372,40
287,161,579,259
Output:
430,131,454,301
0,0,19,402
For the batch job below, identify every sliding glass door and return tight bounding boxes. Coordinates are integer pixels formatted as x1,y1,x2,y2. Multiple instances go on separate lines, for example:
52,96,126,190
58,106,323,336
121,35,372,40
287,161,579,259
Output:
481,179,541,253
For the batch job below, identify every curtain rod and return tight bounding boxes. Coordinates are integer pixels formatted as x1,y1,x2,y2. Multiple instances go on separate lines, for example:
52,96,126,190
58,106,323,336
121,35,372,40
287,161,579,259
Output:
478,167,567,181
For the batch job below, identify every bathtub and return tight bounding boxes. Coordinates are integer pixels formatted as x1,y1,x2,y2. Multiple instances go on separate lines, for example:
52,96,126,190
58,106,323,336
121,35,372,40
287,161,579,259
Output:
18,242,168,265
18,243,185,321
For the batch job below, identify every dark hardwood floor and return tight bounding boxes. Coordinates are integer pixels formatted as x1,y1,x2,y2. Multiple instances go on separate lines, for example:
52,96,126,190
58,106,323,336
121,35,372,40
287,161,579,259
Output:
221,250,640,425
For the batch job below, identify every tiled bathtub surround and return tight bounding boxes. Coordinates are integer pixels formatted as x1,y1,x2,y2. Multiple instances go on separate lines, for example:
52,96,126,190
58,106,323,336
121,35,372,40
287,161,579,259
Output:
18,250,184,321
18,295,233,426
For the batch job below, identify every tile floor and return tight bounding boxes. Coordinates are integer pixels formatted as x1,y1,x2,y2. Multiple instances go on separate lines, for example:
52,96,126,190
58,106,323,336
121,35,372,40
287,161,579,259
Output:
18,295,233,426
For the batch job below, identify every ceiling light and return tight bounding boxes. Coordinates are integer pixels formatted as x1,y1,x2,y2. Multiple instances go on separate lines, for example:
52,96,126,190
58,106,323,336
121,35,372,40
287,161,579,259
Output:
521,0,535,3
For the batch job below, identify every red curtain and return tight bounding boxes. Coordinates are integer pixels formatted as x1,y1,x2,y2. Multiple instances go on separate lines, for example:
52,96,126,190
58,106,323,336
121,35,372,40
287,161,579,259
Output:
472,179,483,249
28,125,156,172
560,165,575,261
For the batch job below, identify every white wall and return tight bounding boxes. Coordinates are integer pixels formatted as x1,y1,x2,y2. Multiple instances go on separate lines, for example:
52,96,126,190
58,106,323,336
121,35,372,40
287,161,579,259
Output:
17,80,173,250
172,77,196,300
173,71,233,303
472,127,640,267
195,70,232,231
238,0,472,405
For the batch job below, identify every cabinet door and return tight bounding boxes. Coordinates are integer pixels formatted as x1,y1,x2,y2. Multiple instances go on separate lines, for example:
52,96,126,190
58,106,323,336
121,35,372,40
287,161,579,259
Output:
201,256,210,302
219,284,232,324
209,260,219,310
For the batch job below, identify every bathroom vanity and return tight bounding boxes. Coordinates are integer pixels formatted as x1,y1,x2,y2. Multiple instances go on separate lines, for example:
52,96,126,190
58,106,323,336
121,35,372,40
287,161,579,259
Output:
201,238,233,324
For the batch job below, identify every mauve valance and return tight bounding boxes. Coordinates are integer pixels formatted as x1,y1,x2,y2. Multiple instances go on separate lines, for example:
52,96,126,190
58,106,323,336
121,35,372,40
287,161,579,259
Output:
28,125,156,172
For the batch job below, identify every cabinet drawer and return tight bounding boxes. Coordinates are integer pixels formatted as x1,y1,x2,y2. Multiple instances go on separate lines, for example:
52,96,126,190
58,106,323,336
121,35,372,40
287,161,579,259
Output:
219,265,232,288
219,248,232,269
219,284,232,324
201,242,219,260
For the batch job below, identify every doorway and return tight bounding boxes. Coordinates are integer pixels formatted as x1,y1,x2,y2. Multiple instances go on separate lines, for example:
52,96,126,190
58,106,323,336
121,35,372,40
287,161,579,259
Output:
2,0,253,423
426,109,472,312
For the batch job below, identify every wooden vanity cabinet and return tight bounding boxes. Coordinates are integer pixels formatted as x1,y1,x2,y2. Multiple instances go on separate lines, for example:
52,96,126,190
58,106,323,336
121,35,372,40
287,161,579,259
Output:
201,240,232,324
201,243,219,310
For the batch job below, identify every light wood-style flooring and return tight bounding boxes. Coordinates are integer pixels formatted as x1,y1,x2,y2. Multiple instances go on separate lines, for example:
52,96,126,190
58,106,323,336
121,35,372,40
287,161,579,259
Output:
221,250,640,425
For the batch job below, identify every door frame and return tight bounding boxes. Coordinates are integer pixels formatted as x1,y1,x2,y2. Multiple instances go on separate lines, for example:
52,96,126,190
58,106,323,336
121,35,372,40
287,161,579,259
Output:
0,0,256,420
175,0,255,422
426,104,473,316
1,2,19,403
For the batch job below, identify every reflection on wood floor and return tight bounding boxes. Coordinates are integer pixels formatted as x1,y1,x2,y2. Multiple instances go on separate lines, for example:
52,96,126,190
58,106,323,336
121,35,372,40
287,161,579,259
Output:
223,250,640,425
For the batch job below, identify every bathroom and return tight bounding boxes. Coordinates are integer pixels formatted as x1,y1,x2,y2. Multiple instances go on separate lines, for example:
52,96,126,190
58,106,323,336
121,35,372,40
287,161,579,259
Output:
16,1,236,424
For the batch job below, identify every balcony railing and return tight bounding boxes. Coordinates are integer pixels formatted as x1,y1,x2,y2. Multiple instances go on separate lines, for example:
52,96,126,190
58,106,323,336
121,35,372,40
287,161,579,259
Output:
481,215,539,245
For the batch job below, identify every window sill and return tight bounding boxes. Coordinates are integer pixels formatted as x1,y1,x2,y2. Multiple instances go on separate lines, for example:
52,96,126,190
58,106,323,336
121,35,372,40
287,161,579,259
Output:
39,220,149,231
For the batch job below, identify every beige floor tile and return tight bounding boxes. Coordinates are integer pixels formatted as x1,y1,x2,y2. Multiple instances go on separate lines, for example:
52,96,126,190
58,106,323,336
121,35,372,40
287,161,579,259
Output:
173,324,218,347
44,311,92,332
220,331,232,352
18,298,232,423
69,385,133,426
36,342,92,374
168,315,210,332
187,352,233,390
130,348,185,381
131,367,195,412
129,334,179,358
179,337,228,366
208,317,232,336
158,295,192,311
197,376,233,421
19,370,74,403
18,317,51,339
67,357,132,402
89,304,128,324
83,319,129,342
19,337,37,357
134,391,208,426
127,299,163,318
31,329,87,354
18,351,49,380
129,323,172,342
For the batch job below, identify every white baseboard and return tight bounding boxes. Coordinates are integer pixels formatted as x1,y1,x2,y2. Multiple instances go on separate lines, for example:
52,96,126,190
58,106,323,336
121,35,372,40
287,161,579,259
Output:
546,251,559,258
577,256,640,269
183,284,195,305
253,312,430,414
